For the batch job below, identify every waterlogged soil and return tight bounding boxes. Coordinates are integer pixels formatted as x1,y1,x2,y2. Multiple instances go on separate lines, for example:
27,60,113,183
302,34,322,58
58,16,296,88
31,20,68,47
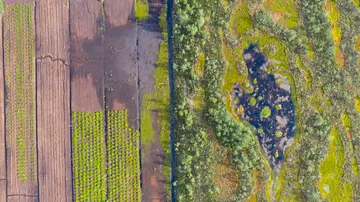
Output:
234,44,296,168
138,0,169,201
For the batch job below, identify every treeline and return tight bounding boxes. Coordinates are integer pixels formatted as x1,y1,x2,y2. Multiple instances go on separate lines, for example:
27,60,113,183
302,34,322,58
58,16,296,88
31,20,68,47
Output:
298,114,331,201
173,0,218,201
173,0,206,93
254,10,307,55
298,0,339,83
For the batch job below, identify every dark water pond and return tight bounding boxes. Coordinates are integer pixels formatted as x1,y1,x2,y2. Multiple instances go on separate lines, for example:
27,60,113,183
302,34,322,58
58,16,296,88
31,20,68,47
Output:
233,44,296,168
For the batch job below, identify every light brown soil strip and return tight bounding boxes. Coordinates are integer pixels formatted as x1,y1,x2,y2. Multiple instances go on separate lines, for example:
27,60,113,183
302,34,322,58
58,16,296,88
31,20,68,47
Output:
0,180,6,202
8,195,37,202
70,0,104,113
0,12,6,202
35,0,72,201
4,2,38,198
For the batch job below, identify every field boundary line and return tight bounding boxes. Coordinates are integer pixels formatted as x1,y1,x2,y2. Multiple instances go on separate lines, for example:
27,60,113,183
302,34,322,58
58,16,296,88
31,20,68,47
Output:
1,10,8,202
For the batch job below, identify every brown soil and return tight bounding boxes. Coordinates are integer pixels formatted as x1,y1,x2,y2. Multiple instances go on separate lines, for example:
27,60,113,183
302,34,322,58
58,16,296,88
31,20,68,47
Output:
104,0,134,27
104,23,138,126
141,112,167,202
70,0,104,113
7,196,37,202
35,0,72,202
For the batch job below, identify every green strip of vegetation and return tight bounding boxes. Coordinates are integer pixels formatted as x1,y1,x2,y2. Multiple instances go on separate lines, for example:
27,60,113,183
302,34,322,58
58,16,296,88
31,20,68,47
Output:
4,4,37,182
173,0,219,201
107,110,141,201
135,0,149,21
318,128,353,202
73,110,141,201
72,112,106,202
140,4,172,198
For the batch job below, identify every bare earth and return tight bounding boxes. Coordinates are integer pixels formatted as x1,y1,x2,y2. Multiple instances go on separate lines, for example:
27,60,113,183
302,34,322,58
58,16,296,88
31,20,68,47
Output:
70,0,104,113
36,0,72,201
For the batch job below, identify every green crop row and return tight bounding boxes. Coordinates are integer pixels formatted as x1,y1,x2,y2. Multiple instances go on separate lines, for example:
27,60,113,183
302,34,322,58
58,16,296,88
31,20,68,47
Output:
107,110,141,201
4,4,36,182
72,110,140,202
72,111,106,202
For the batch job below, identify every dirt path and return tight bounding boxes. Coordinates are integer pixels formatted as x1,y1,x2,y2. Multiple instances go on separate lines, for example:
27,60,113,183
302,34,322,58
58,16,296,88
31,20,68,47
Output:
35,0,72,201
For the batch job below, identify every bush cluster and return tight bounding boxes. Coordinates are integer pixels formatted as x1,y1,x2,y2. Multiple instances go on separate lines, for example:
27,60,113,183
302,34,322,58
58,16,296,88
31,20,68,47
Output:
254,10,307,55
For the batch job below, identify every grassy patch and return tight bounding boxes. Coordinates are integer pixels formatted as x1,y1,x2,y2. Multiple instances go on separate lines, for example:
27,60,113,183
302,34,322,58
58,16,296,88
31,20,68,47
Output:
354,0,359,7
154,7,171,195
296,56,312,90
355,35,360,51
229,1,252,36
340,111,351,131
318,128,353,202
195,52,205,78
355,97,360,112
262,0,299,28
141,93,155,146
135,0,149,21
0,0,3,14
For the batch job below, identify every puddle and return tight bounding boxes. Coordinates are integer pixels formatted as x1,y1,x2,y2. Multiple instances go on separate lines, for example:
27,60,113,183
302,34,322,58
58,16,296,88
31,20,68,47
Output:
233,44,296,168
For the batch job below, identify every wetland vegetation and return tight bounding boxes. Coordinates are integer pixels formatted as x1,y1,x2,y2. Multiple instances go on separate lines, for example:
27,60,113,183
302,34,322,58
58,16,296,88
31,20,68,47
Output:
172,0,360,201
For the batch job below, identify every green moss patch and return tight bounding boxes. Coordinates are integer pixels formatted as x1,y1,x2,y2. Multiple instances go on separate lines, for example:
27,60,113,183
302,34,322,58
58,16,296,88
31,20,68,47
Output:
318,128,353,201
262,0,299,28
135,0,149,21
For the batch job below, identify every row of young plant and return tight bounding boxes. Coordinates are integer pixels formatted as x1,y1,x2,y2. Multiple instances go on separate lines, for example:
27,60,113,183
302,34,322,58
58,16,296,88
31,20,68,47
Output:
107,110,141,202
4,4,37,182
72,110,141,202
72,112,107,202
172,0,219,201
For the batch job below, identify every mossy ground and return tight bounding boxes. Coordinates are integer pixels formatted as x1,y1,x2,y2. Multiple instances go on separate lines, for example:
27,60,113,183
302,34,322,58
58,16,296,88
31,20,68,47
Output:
296,56,312,90
353,0,359,7
140,5,171,196
318,128,353,202
135,0,149,21
262,0,299,28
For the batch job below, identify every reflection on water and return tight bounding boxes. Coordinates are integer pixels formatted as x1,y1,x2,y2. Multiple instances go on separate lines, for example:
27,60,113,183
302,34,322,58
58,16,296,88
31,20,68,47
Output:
233,44,296,168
